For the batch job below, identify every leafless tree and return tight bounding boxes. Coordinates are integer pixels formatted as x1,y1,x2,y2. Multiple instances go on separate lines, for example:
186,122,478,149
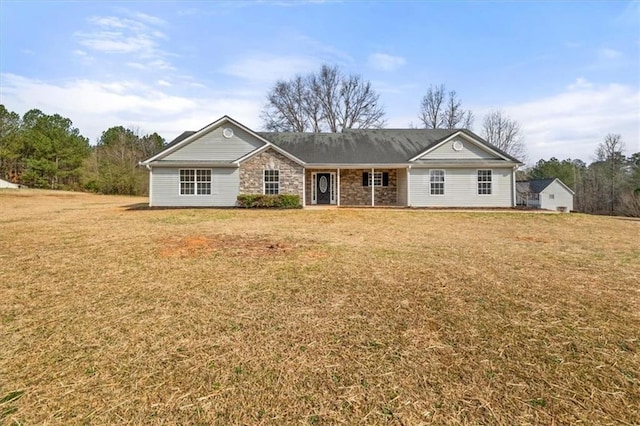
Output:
418,84,474,129
262,64,386,133
596,133,626,213
481,110,527,161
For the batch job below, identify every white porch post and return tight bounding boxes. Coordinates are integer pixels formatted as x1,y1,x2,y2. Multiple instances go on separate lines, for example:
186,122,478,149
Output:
371,167,375,207
337,168,341,206
406,166,411,207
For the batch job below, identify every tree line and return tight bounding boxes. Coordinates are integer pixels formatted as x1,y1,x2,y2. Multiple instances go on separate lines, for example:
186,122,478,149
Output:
2,63,638,216
524,135,640,217
0,105,164,195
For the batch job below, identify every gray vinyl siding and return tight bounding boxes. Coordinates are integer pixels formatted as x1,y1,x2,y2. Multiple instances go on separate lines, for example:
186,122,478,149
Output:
397,168,408,206
417,138,497,161
150,167,239,207
540,181,574,212
409,168,513,207
162,123,264,162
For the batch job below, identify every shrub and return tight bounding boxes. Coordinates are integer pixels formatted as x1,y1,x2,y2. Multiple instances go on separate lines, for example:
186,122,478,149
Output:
237,194,301,209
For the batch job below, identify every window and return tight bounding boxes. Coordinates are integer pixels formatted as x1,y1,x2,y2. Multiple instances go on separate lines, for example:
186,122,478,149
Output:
180,169,211,195
264,169,280,194
549,194,555,200
430,170,445,195
369,172,383,187
362,172,389,187
477,170,492,195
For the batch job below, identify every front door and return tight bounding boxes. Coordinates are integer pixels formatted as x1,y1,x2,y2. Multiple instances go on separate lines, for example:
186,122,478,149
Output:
316,173,331,204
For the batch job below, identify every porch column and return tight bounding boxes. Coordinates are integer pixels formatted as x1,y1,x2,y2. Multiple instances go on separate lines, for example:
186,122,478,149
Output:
406,166,410,207
337,168,341,206
371,167,375,207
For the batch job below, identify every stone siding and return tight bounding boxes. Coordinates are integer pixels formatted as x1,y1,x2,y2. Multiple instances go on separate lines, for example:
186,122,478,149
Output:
239,149,304,202
305,169,398,206
340,169,397,206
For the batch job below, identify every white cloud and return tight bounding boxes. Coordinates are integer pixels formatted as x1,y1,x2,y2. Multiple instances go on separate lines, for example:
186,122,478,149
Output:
367,53,406,71
157,80,171,87
598,48,623,59
502,79,640,162
0,73,263,144
221,54,319,84
74,13,172,73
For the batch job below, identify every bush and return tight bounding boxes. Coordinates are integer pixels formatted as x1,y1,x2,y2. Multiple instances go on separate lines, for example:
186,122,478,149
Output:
237,194,301,209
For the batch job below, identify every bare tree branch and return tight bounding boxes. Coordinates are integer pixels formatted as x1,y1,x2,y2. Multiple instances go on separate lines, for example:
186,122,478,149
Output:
481,110,527,161
419,85,474,129
262,64,386,133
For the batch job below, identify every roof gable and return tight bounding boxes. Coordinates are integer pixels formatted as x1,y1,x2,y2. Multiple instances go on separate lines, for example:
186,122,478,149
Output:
142,116,270,164
517,178,575,195
410,130,521,163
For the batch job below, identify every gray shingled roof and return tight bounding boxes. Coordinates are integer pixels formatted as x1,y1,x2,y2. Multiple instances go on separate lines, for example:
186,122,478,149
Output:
258,129,461,164
517,178,556,194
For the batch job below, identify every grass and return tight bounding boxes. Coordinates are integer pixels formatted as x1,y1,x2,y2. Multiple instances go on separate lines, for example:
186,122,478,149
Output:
1,189,639,424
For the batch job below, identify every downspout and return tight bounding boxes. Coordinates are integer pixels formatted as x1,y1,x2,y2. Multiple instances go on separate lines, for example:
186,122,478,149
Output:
512,166,517,207
145,163,153,207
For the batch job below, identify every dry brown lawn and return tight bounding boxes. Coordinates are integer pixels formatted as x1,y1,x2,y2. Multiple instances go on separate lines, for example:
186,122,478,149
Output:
1,189,639,425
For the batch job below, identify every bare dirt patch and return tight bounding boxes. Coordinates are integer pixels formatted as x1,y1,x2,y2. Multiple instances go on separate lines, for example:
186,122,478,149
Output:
159,234,297,258
1,190,638,425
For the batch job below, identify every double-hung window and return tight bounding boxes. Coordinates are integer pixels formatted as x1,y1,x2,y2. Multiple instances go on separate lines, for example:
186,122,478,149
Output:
264,169,280,194
369,172,383,187
180,169,211,195
477,170,492,195
430,170,445,195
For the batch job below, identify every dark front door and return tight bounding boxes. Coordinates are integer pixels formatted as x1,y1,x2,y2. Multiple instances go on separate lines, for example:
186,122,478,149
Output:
316,173,331,204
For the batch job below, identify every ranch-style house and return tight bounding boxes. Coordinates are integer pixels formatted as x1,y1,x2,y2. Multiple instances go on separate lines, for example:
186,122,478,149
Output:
140,115,523,208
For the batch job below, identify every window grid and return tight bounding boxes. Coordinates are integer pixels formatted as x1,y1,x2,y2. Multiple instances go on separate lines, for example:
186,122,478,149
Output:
264,169,280,195
180,169,211,195
477,170,492,195
369,172,383,187
430,170,445,195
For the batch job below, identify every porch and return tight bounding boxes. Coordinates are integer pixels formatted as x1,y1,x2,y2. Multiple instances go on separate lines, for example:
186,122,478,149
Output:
304,168,408,207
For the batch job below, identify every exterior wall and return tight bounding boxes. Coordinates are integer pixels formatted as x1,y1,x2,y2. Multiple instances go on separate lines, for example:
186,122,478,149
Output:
239,148,304,200
418,137,497,161
0,178,19,189
162,123,264,162
409,167,514,207
540,181,574,212
150,167,239,207
340,169,397,206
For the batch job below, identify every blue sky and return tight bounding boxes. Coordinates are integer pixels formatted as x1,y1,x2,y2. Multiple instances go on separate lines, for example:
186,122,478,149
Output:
1,0,638,163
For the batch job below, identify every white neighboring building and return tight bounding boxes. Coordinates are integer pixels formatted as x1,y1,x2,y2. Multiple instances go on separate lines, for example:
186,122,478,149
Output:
0,178,19,189
517,178,574,212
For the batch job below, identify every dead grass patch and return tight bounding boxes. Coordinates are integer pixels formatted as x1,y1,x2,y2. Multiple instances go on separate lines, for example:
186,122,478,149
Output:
1,189,639,424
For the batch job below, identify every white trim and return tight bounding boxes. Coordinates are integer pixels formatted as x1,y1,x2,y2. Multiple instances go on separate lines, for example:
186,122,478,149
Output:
512,167,516,207
148,167,153,207
406,166,411,207
429,169,445,196
371,168,375,207
476,169,493,196
263,168,280,195
409,131,519,163
234,141,305,166
178,168,213,196
140,115,306,166
311,171,336,205
337,168,341,206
